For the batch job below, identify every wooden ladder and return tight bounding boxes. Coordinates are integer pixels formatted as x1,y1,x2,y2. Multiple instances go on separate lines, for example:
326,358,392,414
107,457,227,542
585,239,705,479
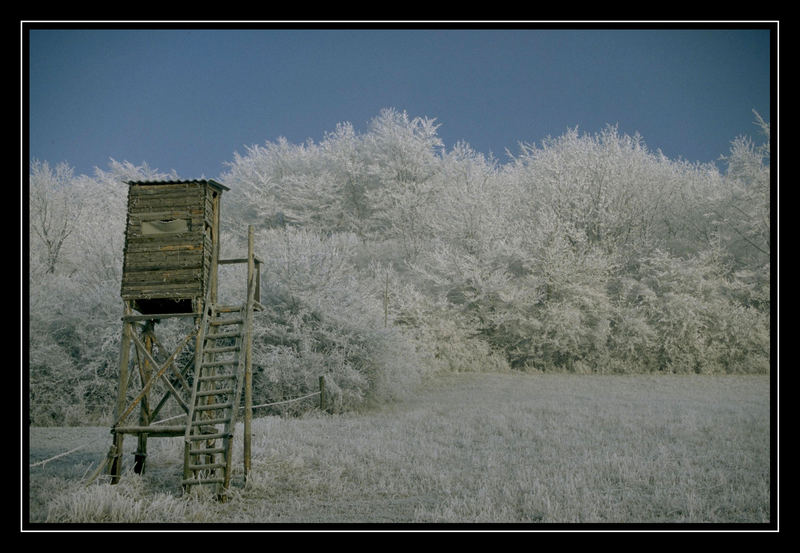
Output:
182,303,246,497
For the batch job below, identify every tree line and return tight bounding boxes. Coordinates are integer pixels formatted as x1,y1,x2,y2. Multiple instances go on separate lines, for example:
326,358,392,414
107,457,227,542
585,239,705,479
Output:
27,108,771,425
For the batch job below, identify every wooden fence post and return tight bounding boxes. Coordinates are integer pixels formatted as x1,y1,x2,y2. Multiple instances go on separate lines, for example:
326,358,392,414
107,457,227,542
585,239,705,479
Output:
319,375,327,412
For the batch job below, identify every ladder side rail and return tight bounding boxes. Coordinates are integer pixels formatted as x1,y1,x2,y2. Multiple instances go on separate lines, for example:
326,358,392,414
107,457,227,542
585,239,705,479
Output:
243,225,256,479
219,225,258,490
183,286,213,485
221,310,246,491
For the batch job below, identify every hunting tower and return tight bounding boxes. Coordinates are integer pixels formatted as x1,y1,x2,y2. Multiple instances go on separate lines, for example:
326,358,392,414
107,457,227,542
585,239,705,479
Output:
100,179,262,499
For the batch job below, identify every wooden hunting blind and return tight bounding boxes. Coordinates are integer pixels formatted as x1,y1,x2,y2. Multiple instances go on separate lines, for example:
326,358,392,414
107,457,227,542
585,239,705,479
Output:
121,179,229,315
98,179,263,500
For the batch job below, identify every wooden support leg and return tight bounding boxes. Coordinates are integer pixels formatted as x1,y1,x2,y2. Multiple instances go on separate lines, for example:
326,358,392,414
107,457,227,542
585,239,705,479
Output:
109,436,123,484
134,437,147,474
134,321,155,474
111,312,133,484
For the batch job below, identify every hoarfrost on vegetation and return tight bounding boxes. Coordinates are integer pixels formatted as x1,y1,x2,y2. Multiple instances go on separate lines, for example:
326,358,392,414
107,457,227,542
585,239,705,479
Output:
28,108,771,425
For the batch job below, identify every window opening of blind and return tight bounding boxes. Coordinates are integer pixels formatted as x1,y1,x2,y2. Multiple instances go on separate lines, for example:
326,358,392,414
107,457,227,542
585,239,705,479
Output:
141,218,190,235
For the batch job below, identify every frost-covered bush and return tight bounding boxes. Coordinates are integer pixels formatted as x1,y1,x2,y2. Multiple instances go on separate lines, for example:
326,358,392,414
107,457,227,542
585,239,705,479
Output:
28,266,124,425
238,228,431,414
604,278,661,373
635,247,770,374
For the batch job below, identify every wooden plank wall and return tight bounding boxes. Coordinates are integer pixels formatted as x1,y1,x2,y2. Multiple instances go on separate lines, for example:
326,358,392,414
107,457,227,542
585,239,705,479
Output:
121,182,212,302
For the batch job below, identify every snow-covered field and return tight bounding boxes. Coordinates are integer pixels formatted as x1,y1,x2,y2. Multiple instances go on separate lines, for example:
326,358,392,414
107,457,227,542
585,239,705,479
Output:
25,373,771,526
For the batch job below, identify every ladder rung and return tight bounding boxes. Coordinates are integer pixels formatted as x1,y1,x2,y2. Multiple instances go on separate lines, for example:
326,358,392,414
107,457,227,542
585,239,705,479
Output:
196,388,235,397
191,423,219,433
199,374,236,382
214,305,243,313
210,318,243,326
188,431,230,441
206,332,242,340
182,477,225,486
204,346,240,354
194,402,232,411
188,462,227,471
202,360,237,367
189,447,225,456
191,417,230,426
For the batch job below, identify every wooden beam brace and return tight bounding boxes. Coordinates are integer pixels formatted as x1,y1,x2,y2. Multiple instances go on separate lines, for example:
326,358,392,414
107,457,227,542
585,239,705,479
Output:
122,312,201,322
219,256,264,265
114,425,187,437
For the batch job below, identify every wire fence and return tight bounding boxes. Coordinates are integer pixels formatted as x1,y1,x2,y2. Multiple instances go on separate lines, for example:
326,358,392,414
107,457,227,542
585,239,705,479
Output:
29,390,323,469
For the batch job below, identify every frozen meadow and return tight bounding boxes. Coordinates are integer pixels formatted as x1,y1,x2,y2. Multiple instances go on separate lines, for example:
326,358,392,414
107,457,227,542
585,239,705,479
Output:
28,372,770,526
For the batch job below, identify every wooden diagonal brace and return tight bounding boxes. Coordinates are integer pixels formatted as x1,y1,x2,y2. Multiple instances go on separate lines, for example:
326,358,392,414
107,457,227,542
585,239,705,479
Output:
146,332,193,393
113,326,198,428
150,357,193,421
158,368,190,415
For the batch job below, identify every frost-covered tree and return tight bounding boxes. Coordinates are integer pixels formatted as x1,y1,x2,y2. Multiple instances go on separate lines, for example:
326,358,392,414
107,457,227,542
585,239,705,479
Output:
714,111,771,272
363,108,443,185
29,160,82,275
222,136,327,236
222,108,445,247
361,111,443,260
505,125,719,262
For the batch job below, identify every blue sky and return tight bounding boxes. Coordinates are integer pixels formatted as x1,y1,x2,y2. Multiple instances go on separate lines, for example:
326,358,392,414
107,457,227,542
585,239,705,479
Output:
26,24,773,179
